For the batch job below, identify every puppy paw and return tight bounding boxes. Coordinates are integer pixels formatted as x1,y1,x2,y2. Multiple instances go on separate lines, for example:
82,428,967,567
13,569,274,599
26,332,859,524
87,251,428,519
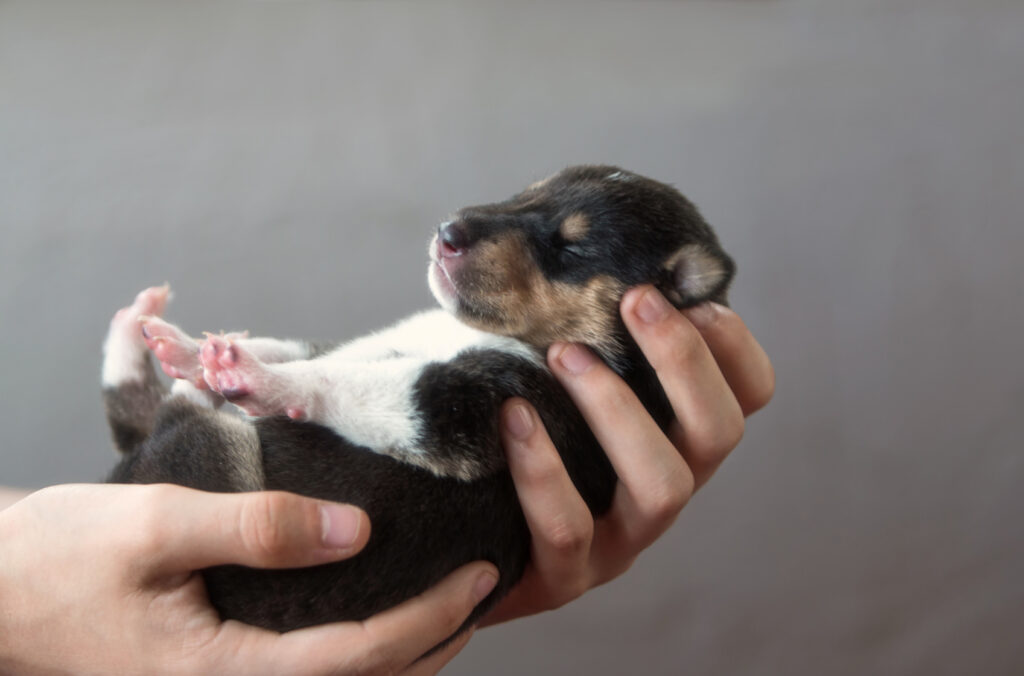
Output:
140,315,206,387
103,284,172,386
200,335,302,418
109,284,170,340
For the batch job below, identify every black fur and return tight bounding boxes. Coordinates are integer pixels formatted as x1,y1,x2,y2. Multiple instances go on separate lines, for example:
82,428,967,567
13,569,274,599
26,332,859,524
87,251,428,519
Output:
459,165,734,310
102,365,164,455
109,398,262,493
206,417,529,632
103,165,734,647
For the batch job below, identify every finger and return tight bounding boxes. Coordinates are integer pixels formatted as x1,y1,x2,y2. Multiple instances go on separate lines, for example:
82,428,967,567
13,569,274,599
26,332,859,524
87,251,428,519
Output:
143,486,371,573
403,626,475,676
348,562,497,672
547,342,695,548
225,563,496,676
498,399,594,609
682,302,775,416
621,286,745,487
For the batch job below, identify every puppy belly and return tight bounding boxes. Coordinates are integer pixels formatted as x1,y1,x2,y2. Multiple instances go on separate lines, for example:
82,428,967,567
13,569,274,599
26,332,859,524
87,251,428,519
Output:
204,420,530,632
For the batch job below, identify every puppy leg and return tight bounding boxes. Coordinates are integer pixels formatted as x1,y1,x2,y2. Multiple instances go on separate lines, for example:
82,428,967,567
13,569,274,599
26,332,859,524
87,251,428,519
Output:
199,336,418,437
138,315,208,386
198,338,513,480
142,315,317,408
109,396,264,492
102,286,171,454
198,335,323,421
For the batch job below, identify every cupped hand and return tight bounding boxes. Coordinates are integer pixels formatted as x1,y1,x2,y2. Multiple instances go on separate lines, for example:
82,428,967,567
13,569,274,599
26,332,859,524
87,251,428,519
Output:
0,483,497,675
485,286,774,624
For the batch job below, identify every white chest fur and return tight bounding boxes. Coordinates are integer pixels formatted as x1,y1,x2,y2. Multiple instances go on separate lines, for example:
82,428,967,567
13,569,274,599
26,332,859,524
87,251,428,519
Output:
326,310,541,366
267,310,543,478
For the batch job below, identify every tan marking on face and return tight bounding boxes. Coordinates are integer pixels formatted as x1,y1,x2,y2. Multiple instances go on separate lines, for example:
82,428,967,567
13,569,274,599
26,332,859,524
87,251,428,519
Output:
559,213,590,242
454,231,624,354
515,275,625,354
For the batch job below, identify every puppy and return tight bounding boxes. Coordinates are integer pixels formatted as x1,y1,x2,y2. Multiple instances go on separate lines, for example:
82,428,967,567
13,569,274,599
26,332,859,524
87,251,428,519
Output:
101,165,735,642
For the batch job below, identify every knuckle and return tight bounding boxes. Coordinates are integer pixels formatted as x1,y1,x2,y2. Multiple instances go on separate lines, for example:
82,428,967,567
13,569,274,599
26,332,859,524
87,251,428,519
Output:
716,408,747,455
691,405,746,462
344,625,391,676
641,489,688,526
240,492,301,562
545,513,594,559
637,466,694,525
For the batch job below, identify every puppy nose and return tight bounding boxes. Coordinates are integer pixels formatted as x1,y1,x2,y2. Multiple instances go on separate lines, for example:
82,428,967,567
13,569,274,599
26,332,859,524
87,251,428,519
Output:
438,221,472,258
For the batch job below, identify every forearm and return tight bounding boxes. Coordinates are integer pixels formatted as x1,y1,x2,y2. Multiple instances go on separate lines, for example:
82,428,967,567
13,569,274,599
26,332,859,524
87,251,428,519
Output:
0,488,32,512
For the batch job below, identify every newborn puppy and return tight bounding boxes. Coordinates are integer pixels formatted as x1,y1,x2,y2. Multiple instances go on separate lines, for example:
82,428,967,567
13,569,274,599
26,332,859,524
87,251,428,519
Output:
101,165,735,641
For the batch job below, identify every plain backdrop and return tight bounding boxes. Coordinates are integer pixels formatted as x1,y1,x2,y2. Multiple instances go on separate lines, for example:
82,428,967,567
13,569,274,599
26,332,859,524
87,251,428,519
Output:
2,1,1022,674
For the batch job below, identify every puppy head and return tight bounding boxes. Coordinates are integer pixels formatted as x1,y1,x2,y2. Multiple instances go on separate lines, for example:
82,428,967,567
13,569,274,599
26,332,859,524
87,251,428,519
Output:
428,165,735,361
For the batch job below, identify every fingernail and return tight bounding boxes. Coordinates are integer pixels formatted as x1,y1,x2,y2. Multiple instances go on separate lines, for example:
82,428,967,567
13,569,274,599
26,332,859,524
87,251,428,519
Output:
635,287,671,324
504,403,534,441
472,570,499,603
556,343,597,375
320,504,363,549
683,302,717,329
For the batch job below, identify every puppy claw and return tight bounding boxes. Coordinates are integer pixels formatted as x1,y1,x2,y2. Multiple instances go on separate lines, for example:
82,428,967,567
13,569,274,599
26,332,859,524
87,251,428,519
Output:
219,386,250,402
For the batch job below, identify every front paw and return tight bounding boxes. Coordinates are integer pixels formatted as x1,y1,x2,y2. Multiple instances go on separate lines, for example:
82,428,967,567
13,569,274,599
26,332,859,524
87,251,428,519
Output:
199,335,306,420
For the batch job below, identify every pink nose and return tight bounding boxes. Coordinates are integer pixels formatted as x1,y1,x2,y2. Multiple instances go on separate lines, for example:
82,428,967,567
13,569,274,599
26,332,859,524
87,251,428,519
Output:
438,221,471,258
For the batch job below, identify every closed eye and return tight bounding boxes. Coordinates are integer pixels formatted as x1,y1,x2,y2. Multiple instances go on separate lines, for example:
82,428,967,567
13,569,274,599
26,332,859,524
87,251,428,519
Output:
559,243,586,261
547,231,586,264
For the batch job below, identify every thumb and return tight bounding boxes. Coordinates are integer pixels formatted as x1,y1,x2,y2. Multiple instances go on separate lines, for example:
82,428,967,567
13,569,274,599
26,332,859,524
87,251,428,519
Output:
147,486,371,573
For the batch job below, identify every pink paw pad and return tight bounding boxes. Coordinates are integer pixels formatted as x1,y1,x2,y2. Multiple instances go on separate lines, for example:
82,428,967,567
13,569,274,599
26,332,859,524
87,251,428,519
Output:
199,335,278,415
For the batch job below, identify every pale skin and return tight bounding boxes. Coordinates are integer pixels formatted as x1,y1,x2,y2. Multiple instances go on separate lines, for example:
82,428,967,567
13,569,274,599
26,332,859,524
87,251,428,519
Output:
486,287,774,622
0,287,773,674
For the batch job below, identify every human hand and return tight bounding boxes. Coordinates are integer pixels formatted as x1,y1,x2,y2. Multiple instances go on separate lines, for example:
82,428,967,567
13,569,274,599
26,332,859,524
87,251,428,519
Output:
0,487,30,512
0,483,498,675
485,286,774,624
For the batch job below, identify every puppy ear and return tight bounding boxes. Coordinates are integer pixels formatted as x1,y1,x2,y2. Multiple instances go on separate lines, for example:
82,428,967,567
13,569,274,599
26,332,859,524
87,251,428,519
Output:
660,243,735,307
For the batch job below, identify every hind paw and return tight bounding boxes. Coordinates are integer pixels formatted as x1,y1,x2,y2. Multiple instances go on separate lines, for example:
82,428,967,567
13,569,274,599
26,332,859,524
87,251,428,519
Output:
140,316,206,387
103,285,173,387
109,285,170,338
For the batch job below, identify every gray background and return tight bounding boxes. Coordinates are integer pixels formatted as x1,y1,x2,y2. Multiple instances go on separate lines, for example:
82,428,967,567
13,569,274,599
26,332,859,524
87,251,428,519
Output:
2,1,1022,674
